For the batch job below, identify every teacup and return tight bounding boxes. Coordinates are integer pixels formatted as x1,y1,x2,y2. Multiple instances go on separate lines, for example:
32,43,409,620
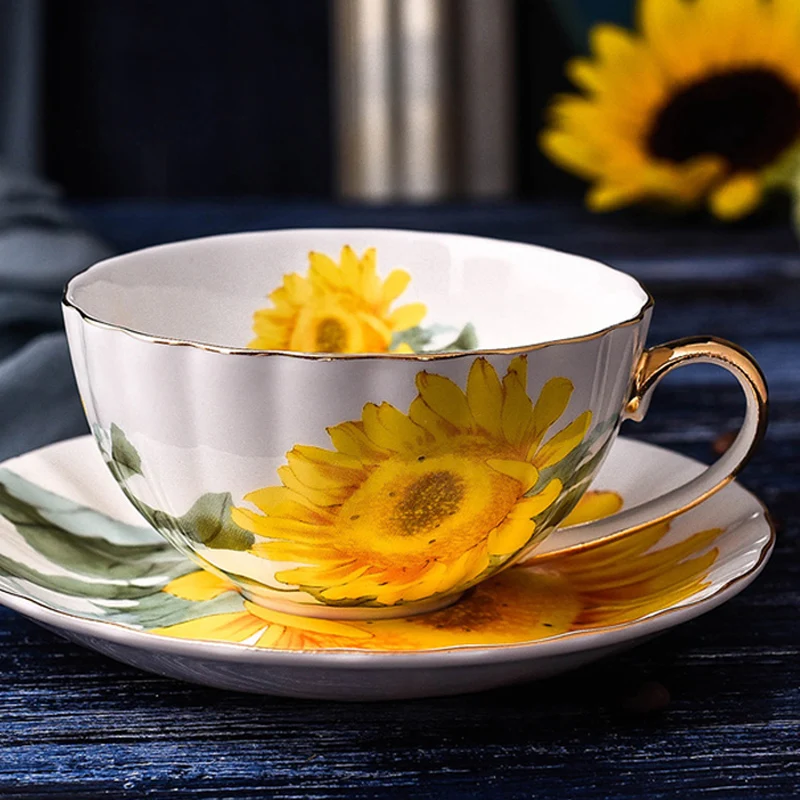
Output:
63,229,767,620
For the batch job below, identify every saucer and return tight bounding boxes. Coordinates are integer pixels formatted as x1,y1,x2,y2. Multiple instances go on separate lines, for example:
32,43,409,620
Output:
0,435,773,700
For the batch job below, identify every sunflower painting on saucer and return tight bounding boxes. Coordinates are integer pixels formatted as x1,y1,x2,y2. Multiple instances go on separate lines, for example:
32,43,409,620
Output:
541,0,800,220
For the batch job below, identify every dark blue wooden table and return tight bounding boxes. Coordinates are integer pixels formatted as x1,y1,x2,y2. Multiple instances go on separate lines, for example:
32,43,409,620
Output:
1,203,798,798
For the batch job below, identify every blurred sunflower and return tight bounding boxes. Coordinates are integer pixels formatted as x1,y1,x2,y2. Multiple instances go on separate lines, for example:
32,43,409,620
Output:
541,0,800,220
249,245,426,353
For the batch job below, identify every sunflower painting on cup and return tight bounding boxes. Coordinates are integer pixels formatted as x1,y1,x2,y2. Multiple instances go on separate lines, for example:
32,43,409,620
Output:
232,356,593,608
541,0,800,220
248,245,427,354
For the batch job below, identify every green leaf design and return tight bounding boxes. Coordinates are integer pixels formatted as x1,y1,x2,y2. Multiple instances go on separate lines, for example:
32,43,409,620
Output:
110,422,143,480
0,470,251,629
528,416,617,498
390,325,435,352
105,590,245,629
178,492,255,550
391,322,478,354
0,474,192,600
101,424,255,552
438,322,478,353
139,492,255,552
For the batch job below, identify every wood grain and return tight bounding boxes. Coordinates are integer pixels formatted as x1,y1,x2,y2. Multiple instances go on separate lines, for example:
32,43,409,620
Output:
1,204,798,799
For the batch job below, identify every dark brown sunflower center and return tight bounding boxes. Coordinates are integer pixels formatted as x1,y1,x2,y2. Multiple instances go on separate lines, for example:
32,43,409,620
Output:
647,68,800,170
392,470,465,536
315,318,347,351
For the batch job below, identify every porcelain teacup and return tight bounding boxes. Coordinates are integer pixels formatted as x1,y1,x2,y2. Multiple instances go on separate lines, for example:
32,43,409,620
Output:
63,229,767,619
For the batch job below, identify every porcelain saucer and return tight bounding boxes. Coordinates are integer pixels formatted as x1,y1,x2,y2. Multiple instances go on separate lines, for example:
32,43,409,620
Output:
0,435,773,701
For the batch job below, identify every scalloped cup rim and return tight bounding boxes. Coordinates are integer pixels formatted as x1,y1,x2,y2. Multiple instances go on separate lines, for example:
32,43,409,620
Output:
62,227,653,358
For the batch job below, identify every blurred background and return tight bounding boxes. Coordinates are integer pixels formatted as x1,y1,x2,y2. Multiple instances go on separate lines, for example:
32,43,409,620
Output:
2,0,799,459
6,0,635,202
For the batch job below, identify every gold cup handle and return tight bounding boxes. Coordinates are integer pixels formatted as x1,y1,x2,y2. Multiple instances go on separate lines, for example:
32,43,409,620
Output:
533,337,768,559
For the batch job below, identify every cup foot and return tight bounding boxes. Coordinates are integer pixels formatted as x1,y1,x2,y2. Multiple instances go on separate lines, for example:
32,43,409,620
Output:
240,589,465,621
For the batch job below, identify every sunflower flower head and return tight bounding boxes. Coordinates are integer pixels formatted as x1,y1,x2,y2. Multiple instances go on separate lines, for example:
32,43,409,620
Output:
541,0,800,220
232,356,593,608
249,245,427,353
154,489,723,651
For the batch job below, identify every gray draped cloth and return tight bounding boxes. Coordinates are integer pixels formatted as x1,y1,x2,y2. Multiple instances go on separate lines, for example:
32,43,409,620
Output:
0,1,109,459
0,165,111,460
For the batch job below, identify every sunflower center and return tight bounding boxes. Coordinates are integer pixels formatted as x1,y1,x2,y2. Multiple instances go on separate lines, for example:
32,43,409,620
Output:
391,470,465,536
336,438,526,563
315,317,348,352
647,68,800,170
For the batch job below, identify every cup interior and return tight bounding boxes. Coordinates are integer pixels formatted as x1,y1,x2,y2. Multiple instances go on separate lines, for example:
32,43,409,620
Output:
65,228,649,352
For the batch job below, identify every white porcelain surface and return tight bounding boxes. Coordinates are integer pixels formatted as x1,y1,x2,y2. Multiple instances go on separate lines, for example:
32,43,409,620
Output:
0,435,773,701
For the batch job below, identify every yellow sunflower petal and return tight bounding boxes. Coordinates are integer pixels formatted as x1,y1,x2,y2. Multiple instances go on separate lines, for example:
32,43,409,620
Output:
639,0,712,82
319,573,386,602
356,311,393,350
254,624,287,648
532,411,592,468
554,522,673,575
162,569,236,601
395,562,452,603
709,174,763,220
308,251,344,290
540,129,605,179
501,371,534,449
566,56,602,94
488,515,536,557
531,377,574,444
389,302,427,332
275,562,370,588
507,356,528,390
282,273,312,304
339,245,362,292
327,420,391,461
362,401,430,453
291,444,365,474
568,528,723,590
153,612,265,643
243,601,373,639
277,465,353,506
231,507,325,540
357,247,381,304
517,478,563,518
587,182,645,212
466,358,504,437
255,539,335,561
560,490,623,527
586,548,718,602
432,547,488,594
415,372,474,431
382,269,411,304
486,459,539,493
243,486,335,523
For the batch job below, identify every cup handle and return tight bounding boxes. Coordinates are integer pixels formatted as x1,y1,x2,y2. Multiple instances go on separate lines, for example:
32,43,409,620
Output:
537,336,768,556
